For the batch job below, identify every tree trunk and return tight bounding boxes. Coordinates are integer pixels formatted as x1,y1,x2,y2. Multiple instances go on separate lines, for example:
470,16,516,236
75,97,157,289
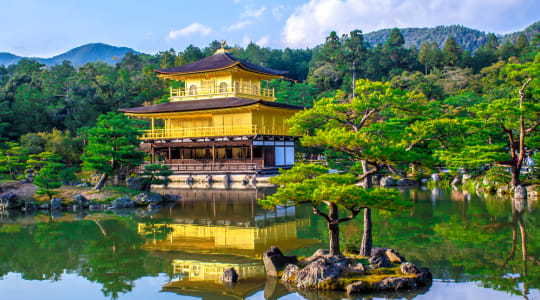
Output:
328,202,340,256
94,173,109,191
361,160,372,188
359,208,372,257
510,164,520,189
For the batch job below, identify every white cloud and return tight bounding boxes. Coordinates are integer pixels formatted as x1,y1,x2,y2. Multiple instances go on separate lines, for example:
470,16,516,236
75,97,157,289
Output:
168,22,212,40
256,36,270,47
228,19,253,31
241,6,266,19
272,5,286,20
282,0,535,48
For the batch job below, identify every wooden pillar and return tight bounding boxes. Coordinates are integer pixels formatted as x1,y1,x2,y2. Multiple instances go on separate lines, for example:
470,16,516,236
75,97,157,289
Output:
151,147,155,164
250,143,253,163
168,146,171,164
212,144,215,168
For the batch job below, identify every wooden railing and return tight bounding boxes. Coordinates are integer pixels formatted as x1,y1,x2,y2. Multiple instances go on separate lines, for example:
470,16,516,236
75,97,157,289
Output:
135,162,263,173
170,86,274,101
141,125,288,139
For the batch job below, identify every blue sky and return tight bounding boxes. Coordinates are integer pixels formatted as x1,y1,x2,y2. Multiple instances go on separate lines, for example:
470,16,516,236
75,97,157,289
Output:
1,0,539,57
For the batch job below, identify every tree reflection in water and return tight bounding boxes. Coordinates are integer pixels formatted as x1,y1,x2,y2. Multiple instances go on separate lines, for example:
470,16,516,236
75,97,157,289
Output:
0,187,537,299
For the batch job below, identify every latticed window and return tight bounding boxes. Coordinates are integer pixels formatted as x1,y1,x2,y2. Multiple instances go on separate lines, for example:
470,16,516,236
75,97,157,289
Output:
234,82,240,92
219,82,227,93
201,79,215,94
189,85,197,95
252,85,258,95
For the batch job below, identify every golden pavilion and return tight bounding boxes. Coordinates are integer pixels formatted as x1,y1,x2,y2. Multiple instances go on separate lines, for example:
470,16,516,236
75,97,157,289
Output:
120,43,302,174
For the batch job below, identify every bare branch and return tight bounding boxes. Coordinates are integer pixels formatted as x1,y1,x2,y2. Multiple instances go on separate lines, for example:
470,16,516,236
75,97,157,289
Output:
312,205,331,222
338,207,363,223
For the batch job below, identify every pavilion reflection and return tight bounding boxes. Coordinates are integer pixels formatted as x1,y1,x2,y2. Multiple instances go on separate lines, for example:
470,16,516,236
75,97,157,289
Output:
139,187,318,299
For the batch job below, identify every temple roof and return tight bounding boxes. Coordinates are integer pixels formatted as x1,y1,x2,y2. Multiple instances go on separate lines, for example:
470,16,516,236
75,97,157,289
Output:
119,98,303,114
155,52,288,77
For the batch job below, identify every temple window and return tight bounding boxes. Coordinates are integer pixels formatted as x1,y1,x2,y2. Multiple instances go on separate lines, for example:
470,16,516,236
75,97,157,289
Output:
189,85,197,95
219,82,227,93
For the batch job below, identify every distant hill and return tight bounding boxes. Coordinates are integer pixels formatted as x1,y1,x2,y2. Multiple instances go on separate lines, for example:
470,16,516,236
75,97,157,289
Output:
0,43,138,66
0,52,23,66
365,21,540,52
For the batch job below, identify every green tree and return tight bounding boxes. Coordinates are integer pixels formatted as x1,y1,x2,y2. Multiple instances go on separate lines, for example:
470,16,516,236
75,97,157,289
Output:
82,112,145,190
34,158,64,201
259,164,406,256
515,33,530,55
418,41,430,75
287,80,428,255
0,142,28,180
443,37,463,67
139,164,173,192
433,54,540,188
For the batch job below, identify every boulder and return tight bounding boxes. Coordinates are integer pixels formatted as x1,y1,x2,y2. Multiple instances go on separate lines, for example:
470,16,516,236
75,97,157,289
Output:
396,178,419,186
281,264,300,282
126,177,144,191
451,177,461,186
112,197,135,208
373,277,417,291
24,201,36,211
513,197,527,214
0,192,22,209
133,193,162,206
73,194,90,208
299,249,329,266
39,203,50,210
221,267,239,283
294,255,347,289
346,281,370,295
263,246,298,277
514,185,527,199
431,173,440,183
50,198,62,210
344,262,365,274
400,262,420,275
414,267,433,286
386,249,406,263
162,194,181,203
380,177,396,187
368,254,393,268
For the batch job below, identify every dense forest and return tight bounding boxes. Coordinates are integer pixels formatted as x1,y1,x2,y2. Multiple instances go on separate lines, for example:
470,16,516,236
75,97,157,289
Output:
0,27,539,181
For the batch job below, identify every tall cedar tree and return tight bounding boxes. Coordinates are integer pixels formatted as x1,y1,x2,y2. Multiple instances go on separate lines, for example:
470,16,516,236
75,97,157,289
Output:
82,112,145,190
259,164,409,256
443,37,463,67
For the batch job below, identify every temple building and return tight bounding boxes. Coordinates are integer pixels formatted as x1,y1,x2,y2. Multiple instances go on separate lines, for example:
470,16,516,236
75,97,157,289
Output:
120,43,303,174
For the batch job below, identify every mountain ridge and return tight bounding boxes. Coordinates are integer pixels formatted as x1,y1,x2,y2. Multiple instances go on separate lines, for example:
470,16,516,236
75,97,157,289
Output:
0,43,138,66
1,21,538,67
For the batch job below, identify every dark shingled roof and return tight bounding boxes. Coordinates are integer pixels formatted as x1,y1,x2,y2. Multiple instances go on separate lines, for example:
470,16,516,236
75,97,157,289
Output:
155,52,288,76
119,98,303,114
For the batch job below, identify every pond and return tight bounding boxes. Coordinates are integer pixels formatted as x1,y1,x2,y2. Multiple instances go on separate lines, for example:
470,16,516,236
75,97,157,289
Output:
0,186,538,300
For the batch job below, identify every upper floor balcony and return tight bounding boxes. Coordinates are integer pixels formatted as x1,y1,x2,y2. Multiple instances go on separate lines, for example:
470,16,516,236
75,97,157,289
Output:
141,125,291,140
169,85,275,101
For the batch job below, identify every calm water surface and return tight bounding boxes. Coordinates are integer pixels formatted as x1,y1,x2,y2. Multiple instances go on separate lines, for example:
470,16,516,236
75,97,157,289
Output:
0,185,538,300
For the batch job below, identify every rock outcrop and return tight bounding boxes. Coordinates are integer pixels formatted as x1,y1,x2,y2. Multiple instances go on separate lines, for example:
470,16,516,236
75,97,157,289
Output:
112,197,135,208
514,185,527,199
73,194,90,208
0,192,22,209
281,264,300,282
50,198,62,210
294,255,347,289
263,246,298,277
133,192,162,206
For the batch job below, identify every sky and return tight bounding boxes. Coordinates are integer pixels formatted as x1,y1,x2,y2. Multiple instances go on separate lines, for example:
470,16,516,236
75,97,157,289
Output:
1,0,539,57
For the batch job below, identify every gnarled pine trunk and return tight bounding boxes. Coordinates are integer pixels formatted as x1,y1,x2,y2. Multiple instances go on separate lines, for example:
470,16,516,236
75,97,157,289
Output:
359,207,372,257
328,202,340,256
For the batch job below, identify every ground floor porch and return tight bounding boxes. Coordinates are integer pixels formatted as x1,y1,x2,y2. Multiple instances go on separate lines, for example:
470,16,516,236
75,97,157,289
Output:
140,135,296,174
